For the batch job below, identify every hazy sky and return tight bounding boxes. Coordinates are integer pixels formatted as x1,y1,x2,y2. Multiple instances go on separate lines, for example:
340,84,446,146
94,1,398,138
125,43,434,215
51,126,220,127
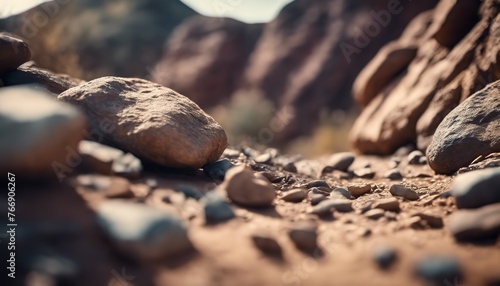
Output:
181,0,293,23
0,0,293,22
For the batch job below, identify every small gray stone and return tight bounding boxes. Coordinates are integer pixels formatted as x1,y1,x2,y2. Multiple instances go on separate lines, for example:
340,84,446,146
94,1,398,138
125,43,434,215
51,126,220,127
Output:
372,198,400,212
330,187,354,199
384,169,403,180
448,203,500,241
283,162,298,173
309,193,327,206
254,153,272,164
365,209,385,220
306,180,330,189
347,183,372,197
353,167,375,179
222,148,240,158
323,152,355,172
251,232,282,255
451,167,500,209
112,152,143,179
389,184,419,200
281,189,308,203
373,246,397,269
203,159,234,182
309,199,353,215
411,212,443,228
176,184,203,200
96,201,192,260
203,192,235,223
414,256,462,284
288,222,318,251
75,175,133,198
408,150,425,165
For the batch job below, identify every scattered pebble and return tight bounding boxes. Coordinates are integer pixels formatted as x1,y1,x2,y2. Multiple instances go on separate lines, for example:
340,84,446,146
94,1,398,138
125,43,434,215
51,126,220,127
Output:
411,212,443,228
414,256,462,284
408,150,425,165
373,246,397,269
451,167,500,209
254,153,272,164
384,169,403,180
372,198,400,212
347,183,372,197
112,152,143,179
203,192,235,223
223,165,276,207
354,167,375,179
75,175,133,198
330,187,354,200
323,152,355,172
308,199,353,216
306,180,330,189
448,203,500,241
283,162,298,173
251,232,282,255
260,171,283,183
288,222,318,251
389,184,419,200
364,209,385,220
176,184,203,200
203,159,234,182
309,193,327,206
222,148,240,158
96,201,192,260
281,189,308,203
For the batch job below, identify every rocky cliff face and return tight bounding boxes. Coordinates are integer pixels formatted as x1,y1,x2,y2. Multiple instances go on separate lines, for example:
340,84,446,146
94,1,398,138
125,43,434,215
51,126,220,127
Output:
350,0,499,155
0,0,197,79
153,0,438,144
153,16,263,109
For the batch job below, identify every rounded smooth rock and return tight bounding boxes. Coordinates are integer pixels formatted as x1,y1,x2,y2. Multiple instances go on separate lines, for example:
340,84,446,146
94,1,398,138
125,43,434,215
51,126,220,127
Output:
203,192,235,223
389,184,419,200
451,167,500,209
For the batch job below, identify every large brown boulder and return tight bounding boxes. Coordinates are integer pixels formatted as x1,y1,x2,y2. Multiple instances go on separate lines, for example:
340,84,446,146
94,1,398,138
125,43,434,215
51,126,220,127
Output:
427,80,500,174
350,0,499,155
58,77,227,169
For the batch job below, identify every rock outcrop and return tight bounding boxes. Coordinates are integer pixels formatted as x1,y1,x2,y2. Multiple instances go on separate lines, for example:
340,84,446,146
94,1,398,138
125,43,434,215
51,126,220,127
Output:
427,81,500,174
153,16,262,109
350,0,499,155
153,0,438,143
58,77,227,169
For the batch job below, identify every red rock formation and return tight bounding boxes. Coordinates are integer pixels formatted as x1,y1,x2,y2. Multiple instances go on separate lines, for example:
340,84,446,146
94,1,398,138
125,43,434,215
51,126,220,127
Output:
152,16,262,108
154,0,438,144
350,0,499,155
